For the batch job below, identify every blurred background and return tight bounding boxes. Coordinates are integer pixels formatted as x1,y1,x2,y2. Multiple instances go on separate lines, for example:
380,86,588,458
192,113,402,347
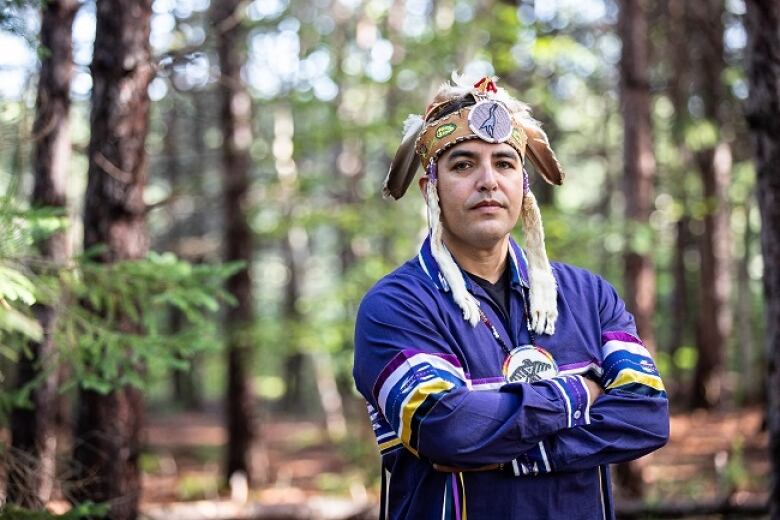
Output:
0,0,773,518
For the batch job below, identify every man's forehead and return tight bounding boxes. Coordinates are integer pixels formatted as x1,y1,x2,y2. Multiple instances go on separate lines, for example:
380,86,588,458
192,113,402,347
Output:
441,140,520,160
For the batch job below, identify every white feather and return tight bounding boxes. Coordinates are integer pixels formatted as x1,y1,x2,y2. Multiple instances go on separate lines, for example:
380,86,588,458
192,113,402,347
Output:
402,114,424,140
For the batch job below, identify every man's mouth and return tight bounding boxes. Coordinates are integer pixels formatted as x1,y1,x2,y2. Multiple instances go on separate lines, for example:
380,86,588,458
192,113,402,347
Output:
472,200,504,209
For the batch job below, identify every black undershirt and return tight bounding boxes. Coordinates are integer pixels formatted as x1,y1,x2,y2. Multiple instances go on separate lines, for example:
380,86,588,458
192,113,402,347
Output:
466,264,512,328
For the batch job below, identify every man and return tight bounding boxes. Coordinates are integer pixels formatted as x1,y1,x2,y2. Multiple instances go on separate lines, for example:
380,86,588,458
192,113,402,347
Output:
353,75,669,519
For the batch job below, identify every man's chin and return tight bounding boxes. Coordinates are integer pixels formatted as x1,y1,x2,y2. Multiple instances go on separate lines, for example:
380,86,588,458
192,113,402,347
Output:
463,227,512,249
441,221,514,249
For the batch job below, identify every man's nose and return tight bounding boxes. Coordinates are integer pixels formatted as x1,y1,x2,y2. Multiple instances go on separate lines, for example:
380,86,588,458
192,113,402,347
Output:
476,163,499,191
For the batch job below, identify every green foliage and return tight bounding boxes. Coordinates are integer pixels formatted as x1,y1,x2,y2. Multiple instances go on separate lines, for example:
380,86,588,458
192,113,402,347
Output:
0,264,42,344
0,265,37,306
684,120,719,151
723,437,749,491
673,345,698,371
0,502,108,520
0,199,241,422
176,473,220,501
0,202,47,367
625,221,655,256
54,253,242,394
0,202,69,350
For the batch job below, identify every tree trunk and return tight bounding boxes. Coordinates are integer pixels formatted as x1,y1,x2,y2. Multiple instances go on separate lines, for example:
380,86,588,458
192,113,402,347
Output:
280,225,307,414
691,143,732,408
6,0,78,508
736,199,756,404
282,351,306,412
311,353,347,441
744,1,780,516
665,0,694,396
689,0,732,409
162,97,203,410
70,0,153,517
669,213,691,389
619,0,657,352
170,307,202,410
617,0,656,498
212,0,257,486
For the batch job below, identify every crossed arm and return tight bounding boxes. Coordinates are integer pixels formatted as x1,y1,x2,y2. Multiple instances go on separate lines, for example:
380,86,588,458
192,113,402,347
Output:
353,280,669,475
432,377,603,473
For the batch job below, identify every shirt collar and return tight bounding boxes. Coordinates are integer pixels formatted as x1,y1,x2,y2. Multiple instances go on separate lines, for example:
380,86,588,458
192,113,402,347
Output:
417,234,530,292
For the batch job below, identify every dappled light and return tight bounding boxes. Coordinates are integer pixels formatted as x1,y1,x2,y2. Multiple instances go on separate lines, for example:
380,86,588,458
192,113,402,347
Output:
0,0,777,518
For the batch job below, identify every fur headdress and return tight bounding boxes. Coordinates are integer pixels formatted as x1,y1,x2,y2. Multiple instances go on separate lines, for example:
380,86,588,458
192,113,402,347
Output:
383,73,566,335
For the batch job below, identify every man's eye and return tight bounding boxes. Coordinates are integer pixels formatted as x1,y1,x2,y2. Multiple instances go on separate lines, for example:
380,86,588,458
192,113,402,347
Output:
453,161,471,171
496,160,515,169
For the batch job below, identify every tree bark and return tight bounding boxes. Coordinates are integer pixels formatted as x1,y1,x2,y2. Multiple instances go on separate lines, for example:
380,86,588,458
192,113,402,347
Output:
212,0,257,485
744,1,780,516
280,226,307,414
311,352,347,441
736,199,756,403
692,142,733,408
689,0,733,409
6,0,78,507
669,213,691,389
665,0,693,394
616,0,656,498
70,0,153,517
162,97,203,410
619,0,657,352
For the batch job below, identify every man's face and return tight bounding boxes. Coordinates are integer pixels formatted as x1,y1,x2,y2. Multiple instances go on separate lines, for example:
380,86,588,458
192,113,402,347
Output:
420,140,525,252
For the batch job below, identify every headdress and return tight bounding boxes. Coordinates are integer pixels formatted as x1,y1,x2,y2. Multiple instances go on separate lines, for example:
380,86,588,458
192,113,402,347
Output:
383,73,566,335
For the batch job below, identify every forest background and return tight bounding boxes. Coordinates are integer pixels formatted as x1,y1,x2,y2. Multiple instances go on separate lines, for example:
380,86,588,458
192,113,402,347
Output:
0,0,778,518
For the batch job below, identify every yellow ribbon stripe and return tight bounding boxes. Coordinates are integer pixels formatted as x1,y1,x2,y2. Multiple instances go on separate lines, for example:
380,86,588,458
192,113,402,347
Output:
378,437,402,452
607,368,665,392
459,472,468,520
400,379,455,456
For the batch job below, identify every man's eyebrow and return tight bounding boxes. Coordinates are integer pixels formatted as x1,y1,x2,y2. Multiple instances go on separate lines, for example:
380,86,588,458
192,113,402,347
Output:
493,150,520,160
444,148,520,162
444,149,478,162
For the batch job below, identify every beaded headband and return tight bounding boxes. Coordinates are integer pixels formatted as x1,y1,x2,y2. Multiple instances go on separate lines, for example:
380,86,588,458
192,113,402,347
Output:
415,97,529,168
383,76,565,200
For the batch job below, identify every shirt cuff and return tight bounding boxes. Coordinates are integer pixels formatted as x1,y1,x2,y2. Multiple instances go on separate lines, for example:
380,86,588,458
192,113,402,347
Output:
512,441,553,476
549,375,591,428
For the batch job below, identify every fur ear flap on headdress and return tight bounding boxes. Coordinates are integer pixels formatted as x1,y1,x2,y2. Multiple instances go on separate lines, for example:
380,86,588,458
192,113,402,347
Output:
521,189,558,335
519,122,566,186
383,114,424,199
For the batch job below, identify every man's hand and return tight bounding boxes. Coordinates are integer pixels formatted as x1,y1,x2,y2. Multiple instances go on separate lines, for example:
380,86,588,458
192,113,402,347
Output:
582,376,603,405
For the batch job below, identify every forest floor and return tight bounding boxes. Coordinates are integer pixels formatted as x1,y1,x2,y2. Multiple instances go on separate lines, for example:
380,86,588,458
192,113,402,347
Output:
136,405,768,518
3,405,769,519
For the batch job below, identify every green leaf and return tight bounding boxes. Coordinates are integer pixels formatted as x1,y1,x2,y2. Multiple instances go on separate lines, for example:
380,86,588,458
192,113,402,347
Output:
0,265,37,305
684,120,719,151
0,305,42,342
